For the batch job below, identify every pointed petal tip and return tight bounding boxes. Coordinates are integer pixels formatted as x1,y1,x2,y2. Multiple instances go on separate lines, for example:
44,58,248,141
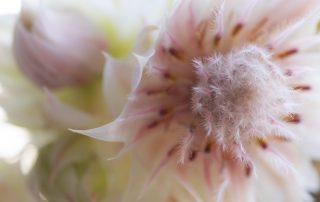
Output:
69,128,97,139
69,121,126,142
132,53,149,68
102,51,112,60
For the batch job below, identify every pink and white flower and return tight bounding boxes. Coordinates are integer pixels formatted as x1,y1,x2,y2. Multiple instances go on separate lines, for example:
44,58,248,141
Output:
76,0,320,201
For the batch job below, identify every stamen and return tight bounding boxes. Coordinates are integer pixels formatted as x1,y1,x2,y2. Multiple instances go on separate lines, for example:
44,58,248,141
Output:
283,113,301,124
168,47,185,61
196,21,210,47
213,33,222,46
147,120,159,129
159,108,169,117
284,69,293,76
204,143,212,153
179,128,195,163
144,86,172,96
189,150,197,161
258,139,268,150
231,0,259,37
245,163,252,177
286,36,320,52
293,85,311,91
275,48,298,59
248,17,268,41
231,23,244,36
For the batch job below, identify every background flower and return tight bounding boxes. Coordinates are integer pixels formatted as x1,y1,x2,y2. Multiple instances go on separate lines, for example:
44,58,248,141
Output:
0,0,174,202
29,135,130,202
14,2,107,89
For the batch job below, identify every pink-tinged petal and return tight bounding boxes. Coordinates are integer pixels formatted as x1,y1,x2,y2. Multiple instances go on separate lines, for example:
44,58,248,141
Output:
272,140,320,193
265,6,320,49
43,89,98,130
76,0,320,201
132,54,150,89
70,121,126,143
202,156,213,191
179,130,194,164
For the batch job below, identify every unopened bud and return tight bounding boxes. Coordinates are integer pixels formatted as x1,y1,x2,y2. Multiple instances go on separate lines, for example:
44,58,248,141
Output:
13,4,106,89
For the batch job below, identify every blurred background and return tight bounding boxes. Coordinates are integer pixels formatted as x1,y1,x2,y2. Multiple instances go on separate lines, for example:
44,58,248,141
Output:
0,0,33,170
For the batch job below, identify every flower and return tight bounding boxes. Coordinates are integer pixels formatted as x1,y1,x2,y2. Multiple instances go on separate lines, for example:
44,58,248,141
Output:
77,0,320,201
29,135,130,202
13,2,107,89
0,13,105,148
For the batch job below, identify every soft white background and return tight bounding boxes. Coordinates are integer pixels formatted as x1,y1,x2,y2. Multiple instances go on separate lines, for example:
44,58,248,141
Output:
0,0,30,162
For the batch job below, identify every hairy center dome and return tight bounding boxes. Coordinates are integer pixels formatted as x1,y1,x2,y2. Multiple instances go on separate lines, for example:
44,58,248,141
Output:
191,45,292,152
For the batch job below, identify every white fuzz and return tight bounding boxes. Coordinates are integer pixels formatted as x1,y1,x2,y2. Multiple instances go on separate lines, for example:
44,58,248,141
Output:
192,45,292,155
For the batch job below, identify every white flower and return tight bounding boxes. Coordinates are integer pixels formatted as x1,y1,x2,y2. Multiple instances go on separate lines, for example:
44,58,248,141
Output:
77,0,320,201
29,135,130,202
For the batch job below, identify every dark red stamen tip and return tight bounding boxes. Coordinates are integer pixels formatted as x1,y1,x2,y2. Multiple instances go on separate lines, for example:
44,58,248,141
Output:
293,85,311,91
213,34,222,46
258,139,268,150
167,145,178,157
285,69,293,76
284,113,301,124
159,108,168,117
168,47,184,60
204,143,212,153
232,23,243,36
245,164,252,177
148,120,159,129
189,151,197,161
277,48,298,59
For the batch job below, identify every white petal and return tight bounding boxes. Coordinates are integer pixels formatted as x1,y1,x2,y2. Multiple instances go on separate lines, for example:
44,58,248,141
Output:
103,53,146,118
71,121,125,143
133,25,158,55
288,67,320,159
251,143,315,202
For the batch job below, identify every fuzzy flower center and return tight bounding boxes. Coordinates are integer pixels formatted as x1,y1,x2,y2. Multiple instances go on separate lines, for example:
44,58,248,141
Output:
191,45,291,152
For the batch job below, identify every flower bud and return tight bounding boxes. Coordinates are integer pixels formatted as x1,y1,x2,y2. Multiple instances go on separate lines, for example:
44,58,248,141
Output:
13,4,107,89
29,135,129,202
